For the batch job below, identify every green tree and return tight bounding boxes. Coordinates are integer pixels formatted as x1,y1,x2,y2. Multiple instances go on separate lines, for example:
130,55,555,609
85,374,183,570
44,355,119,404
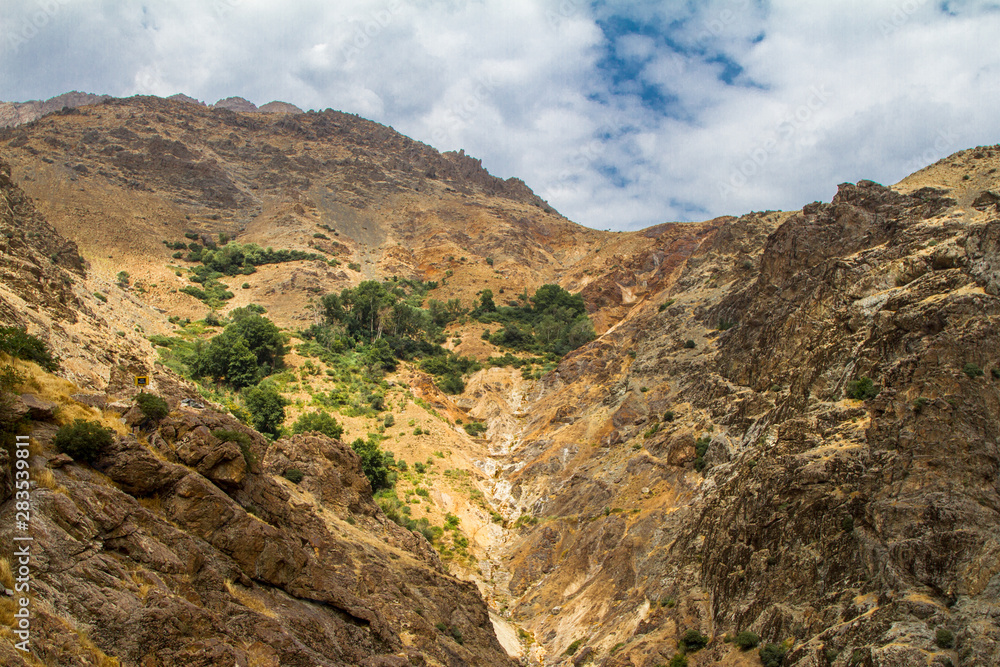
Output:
351,435,392,491
226,337,260,389
292,410,344,439
242,383,287,437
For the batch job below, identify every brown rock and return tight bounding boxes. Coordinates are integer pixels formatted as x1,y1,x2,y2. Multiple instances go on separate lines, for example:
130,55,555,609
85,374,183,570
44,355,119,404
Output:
19,393,57,420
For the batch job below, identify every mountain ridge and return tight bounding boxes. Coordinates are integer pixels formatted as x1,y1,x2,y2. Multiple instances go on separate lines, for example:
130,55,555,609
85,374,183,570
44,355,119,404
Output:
1,95,999,666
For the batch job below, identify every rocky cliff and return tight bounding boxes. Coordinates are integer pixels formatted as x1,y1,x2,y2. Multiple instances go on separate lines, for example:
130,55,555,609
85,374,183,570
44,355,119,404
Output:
490,157,1000,666
0,94,998,667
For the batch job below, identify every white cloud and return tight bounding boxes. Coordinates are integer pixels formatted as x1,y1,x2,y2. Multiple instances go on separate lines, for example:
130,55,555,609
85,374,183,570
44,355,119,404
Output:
1,0,999,230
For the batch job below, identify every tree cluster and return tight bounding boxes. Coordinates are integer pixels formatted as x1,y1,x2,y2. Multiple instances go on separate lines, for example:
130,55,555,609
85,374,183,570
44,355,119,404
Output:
190,309,285,389
477,284,595,356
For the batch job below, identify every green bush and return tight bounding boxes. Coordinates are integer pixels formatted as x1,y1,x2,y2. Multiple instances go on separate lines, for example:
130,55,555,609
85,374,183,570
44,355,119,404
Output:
668,653,688,667
683,339,696,349
0,326,59,371
242,383,287,438
53,419,114,463
292,410,344,440
464,421,487,437
845,376,879,400
759,643,787,667
935,628,955,649
734,631,760,650
963,362,984,379
563,639,583,656
135,393,169,422
283,468,305,484
679,629,708,652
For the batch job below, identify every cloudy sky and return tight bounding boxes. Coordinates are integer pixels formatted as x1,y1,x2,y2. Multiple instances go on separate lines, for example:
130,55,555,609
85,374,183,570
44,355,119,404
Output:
2,0,999,230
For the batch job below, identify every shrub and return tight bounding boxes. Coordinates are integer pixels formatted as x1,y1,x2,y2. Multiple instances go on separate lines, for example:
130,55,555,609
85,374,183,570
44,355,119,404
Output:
663,410,675,422
734,631,760,650
464,421,487,437
292,410,344,439
759,643,787,667
935,628,955,649
135,393,169,423
668,654,688,667
116,271,130,287
963,362,984,379
993,368,1000,379
283,468,305,484
679,629,708,652
0,326,59,371
383,413,395,428
683,339,696,349
563,639,583,656
845,376,879,400
53,419,114,463
841,516,855,532
913,397,930,413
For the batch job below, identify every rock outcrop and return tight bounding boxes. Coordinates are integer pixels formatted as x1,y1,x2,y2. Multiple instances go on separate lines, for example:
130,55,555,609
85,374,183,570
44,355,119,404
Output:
0,403,515,666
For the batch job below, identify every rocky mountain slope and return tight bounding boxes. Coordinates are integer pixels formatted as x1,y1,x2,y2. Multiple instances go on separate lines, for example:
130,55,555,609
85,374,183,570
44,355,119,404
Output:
1,95,998,666
0,159,515,666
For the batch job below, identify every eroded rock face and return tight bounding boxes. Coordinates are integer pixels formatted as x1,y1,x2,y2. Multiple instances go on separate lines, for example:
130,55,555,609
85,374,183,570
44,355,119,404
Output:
495,171,1000,665
0,407,515,666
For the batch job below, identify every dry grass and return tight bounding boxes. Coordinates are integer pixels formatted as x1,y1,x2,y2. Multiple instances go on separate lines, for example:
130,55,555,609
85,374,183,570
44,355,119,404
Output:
0,594,15,628
129,570,155,601
34,468,67,494
137,495,163,514
0,556,14,589
224,579,277,618
5,356,128,435
74,627,122,667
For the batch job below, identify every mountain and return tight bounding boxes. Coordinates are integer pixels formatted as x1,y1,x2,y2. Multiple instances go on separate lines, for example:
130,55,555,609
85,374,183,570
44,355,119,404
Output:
1,94,999,666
